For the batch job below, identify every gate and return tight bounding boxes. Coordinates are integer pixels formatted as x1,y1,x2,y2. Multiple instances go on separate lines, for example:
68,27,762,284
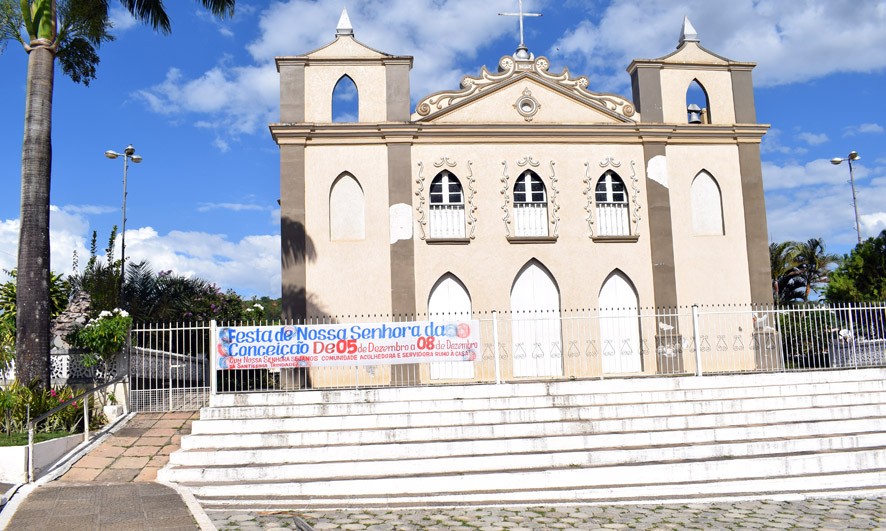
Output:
129,322,211,412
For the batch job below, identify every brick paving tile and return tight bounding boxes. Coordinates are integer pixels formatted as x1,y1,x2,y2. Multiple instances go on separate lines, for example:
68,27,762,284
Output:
59,467,103,482
95,468,140,482
123,445,161,457
110,455,151,469
90,443,127,458
132,436,172,446
154,419,188,429
106,435,139,447
142,427,178,437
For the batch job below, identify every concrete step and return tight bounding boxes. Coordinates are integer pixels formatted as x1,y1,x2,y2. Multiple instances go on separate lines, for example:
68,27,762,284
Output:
198,379,886,420
194,470,886,509
190,392,886,434
206,368,886,408
159,433,886,483
169,417,886,466
183,447,886,500
180,404,886,450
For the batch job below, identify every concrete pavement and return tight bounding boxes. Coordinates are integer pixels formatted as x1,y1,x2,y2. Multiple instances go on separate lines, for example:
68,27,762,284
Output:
1,411,204,530
209,498,886,530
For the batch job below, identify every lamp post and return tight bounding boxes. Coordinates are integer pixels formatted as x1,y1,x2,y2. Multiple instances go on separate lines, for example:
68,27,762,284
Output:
830,151,862,245
104,145,142,302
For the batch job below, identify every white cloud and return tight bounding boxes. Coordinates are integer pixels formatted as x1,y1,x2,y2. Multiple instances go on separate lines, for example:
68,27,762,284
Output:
197,202,269,213
108,6,138,32
761,159,861,191
125,227,281,297
550,1,886,92
860,212,886,236
63,205,117,215
843,123,884,136
797,132,828,146
0,212,281,297
136,0,520,137
760,129,806,156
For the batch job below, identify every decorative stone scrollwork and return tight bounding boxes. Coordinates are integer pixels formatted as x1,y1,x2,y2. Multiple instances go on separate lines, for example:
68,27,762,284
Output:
582,162,595,238
465,161,478,239
415,162,427,240
598,157,622,168
415,54,637,120
433,157,457,169
500,161,511,238
516,156,540,168
548,160,560,237
514,87,540,121
629,160,643,235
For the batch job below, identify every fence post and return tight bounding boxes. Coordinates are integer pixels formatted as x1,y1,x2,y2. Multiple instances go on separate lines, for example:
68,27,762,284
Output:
210,320,218,396
492,311,501,385
692,305,703,377
83,396,90,443
27,404,33,483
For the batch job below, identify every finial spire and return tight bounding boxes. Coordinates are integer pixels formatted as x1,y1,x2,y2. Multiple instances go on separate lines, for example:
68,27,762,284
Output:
336,8,353,36
679,16,699,45
499,0,542,58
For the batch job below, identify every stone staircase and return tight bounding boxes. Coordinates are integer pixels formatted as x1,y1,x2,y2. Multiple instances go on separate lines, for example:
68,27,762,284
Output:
159,368,886,509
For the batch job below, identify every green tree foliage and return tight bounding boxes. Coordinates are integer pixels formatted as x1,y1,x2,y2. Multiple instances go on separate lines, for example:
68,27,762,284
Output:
793,238,839,302
69,228,121,314
123,261,246,323
770,238,840,303
826,230,886,303
1,0,234,389
0,269,69,381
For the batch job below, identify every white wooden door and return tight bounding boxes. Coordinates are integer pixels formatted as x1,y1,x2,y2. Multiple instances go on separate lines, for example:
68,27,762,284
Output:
428,275,474,379
511,263,563,377
599,271,641,374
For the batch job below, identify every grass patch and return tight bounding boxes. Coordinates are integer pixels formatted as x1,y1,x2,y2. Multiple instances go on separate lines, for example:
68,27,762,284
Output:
0,430,80,447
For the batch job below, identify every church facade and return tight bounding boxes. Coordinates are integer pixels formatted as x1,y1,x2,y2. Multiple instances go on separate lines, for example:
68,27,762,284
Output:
270,14,771,383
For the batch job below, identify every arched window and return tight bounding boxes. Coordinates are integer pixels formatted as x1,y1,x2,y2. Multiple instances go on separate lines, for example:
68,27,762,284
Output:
429,171,465,238
595,171,630,236
332,75,358,122
690,170,724,235
510,260,562,377
329,173,365,240
428,274,474,379
513,170,548,237
599,270,641,374
686,79,711,124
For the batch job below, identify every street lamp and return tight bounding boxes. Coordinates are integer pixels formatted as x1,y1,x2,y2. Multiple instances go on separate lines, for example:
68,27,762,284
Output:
830,151,862,245
104,145,143,301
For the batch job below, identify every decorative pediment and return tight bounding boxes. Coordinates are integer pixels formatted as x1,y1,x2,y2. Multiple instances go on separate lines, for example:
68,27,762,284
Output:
415,55,637,122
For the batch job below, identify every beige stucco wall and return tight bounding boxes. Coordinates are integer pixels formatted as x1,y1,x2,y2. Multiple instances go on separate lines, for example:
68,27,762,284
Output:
304,144,393,316
410,143,655,313
667,144,753,306
660,69,736,124
303,64,387,123
432,79,627,125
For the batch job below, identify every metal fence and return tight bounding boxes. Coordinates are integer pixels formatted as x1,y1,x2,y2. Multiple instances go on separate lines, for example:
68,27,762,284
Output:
115,302,886,409
209,302,886,393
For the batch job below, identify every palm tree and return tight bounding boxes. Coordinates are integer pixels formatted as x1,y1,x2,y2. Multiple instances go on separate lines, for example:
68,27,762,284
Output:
1,0,235,388
770,241,803,304
793,238,840,302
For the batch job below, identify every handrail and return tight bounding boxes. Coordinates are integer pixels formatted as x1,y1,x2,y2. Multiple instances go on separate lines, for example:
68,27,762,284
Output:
27,375,127,482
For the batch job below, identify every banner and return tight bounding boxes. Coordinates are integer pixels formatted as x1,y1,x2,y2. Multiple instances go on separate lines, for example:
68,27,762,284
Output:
215,320,480,370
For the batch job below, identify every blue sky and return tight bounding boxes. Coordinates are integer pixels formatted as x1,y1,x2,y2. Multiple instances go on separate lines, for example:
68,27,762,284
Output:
1,0,885,298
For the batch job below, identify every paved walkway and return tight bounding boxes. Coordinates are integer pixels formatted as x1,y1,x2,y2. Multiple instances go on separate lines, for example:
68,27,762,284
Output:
2,411,202,530
209,498,886,530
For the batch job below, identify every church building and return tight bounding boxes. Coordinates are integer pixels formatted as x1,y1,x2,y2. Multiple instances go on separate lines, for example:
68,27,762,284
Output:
270,11,771,384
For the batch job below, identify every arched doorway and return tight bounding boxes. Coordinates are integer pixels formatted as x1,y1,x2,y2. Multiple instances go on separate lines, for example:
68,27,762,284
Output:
599,271,642,374
511,261,563,377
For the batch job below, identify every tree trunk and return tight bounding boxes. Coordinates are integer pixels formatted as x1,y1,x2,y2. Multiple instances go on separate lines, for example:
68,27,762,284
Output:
15,41,55,389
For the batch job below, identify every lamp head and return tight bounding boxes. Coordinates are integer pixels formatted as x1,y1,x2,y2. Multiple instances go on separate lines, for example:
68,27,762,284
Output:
131,155,143,163
105,150,120,160
124,145,135,156
830,158,843,165
848,151,860,161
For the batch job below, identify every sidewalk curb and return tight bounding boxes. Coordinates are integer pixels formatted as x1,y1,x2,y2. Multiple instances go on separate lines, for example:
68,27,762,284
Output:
160,480,217,531
0,412,134,528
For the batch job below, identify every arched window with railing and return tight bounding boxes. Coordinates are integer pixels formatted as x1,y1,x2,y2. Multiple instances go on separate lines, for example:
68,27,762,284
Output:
595,171,630,236
513,170,548,237
429,171,465,238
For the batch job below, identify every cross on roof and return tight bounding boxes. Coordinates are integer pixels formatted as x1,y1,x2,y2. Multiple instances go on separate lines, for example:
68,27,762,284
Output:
499,0,542,47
